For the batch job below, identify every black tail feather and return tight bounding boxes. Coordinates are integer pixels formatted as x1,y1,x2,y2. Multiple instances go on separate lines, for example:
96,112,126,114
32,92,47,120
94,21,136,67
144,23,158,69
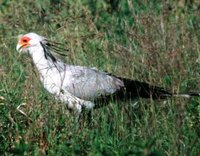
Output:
118,78,172,99
94,76,200,109
186,92,200,97
117,78,200,99
94,77,172,108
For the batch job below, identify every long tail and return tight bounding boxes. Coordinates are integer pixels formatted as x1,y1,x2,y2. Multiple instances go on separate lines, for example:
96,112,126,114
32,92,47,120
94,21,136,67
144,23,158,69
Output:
120,77,200,99
172,93,200,98
94,77,200,108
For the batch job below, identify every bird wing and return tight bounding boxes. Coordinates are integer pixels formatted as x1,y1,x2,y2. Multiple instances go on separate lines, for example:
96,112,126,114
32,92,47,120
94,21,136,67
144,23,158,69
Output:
61,65,124,100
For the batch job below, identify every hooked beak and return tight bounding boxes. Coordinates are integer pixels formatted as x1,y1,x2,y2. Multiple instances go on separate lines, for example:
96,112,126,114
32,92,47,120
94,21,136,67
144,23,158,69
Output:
16,35,24,53
16,42,30,53
16,35,31,53
16,43,23,53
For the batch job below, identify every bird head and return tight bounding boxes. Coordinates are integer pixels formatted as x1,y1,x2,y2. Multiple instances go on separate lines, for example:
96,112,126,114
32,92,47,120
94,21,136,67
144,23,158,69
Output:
16,33,46,53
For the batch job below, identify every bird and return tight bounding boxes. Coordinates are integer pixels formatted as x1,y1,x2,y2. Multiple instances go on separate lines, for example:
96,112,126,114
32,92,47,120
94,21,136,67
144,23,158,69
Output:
16,32,199,113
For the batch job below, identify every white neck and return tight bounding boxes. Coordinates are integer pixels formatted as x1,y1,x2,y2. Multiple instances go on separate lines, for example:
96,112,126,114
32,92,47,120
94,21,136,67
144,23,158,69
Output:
28,46,55,74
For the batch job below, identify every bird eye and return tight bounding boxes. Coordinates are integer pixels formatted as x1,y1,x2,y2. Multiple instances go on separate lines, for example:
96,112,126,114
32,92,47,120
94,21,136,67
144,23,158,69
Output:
20,36,30,44
22,39,28,42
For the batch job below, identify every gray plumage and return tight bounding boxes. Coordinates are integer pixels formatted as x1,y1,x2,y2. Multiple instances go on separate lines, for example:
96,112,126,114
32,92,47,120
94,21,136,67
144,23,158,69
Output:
16,33,200,113
62,65,124,100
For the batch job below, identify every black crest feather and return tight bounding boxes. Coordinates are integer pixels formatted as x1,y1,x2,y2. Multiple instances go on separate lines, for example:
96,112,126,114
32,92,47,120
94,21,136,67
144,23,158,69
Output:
40,41,57,62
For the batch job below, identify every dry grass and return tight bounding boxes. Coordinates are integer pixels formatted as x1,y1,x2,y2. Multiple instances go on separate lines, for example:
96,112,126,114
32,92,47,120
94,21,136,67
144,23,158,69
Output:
0,0,200,155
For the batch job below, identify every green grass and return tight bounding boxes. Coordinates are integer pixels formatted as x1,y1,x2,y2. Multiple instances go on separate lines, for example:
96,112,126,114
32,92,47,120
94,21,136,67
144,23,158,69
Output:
0,0,200,155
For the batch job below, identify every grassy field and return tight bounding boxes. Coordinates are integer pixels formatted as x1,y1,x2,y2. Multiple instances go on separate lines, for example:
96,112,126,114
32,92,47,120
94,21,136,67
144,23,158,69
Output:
0,0,200,155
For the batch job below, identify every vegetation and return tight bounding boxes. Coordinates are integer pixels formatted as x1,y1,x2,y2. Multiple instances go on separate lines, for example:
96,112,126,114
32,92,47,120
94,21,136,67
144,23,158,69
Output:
0,0,200,155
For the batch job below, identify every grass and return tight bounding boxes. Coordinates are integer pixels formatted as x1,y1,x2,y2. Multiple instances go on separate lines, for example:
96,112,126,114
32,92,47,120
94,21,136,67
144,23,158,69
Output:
0,0,200,155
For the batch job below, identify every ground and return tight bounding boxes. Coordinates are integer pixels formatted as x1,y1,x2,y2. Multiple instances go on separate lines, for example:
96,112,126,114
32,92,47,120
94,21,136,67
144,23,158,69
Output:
0,0,200,155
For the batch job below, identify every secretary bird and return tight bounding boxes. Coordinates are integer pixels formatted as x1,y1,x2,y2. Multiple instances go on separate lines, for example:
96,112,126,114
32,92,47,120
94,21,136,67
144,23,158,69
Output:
16,33,199,113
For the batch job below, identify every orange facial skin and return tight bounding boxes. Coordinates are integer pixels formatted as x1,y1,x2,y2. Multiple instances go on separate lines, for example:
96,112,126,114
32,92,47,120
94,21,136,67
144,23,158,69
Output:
19,36,31,48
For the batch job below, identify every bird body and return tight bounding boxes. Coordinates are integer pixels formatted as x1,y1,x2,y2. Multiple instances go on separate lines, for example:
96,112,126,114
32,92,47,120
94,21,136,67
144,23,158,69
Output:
16,33,198,113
